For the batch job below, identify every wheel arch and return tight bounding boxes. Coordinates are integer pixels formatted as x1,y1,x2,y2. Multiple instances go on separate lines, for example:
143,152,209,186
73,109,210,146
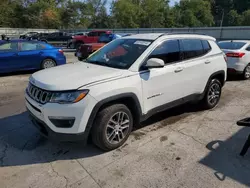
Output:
201,70,225,99
40,57,57,69
85,93,143,140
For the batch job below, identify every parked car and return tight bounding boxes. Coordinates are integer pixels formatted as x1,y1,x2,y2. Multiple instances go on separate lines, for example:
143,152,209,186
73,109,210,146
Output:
75,33,122,60
39,32,73,46
0,40,66,73
71,30,112,49
20,32,39,39
25,33,227,151
218,40,250,79
67,32,88,48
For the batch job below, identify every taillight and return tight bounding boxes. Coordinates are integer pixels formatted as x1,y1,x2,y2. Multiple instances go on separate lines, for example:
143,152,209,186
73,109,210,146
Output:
58,49,64,55
226,52,245,58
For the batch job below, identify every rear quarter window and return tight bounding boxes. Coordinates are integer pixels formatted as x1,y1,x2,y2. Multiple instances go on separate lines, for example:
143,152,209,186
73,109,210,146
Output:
218,42,246,50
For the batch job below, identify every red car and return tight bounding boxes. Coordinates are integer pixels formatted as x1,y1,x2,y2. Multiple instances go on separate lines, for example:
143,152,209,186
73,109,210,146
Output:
75,33,122,60
70,30,112,49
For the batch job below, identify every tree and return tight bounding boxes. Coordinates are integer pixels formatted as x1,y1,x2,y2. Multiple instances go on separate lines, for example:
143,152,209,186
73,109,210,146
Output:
227,10,242,26
111,0,141,28
241,10,250,26
178,0,214,27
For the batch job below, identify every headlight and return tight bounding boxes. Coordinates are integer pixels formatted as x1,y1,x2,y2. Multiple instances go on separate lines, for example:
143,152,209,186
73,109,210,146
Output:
50,90,89,104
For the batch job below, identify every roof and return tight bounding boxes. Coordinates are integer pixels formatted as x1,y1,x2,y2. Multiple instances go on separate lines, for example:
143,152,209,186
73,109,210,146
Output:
123,33,164,40
122,33,216,41
0,39,47,44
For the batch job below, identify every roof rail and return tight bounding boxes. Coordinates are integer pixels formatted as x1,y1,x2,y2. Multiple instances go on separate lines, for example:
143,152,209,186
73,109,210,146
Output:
165,32,208,36
155,32,208,40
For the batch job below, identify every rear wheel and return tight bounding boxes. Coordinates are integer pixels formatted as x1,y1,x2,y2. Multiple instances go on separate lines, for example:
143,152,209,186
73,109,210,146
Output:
41,59,56,69
201,79,222,110
243,64,250,80
92,104,133,151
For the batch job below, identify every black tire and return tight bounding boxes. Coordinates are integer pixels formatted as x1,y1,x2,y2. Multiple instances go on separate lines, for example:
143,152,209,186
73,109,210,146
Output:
41,58,56,69
242,64,250,80
201,79,222,110
78,57,83,61
92,104,133,151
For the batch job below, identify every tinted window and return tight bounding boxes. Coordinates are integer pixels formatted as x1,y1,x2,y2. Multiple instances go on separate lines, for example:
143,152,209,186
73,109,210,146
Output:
150,40,180,64
218,42,246,50
88,32,98,37
246,46,250,51
98,31,107,36
202,40,211,53
181,39,204,59
0,42,18,52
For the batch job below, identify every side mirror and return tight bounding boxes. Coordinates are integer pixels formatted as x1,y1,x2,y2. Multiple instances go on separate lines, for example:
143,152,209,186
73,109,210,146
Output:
145,58,165,68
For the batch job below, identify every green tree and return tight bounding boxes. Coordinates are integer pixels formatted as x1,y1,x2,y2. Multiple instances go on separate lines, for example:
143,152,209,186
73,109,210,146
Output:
178,0,214,27
241,10,250,26
111,0,141,28
227,10,242,26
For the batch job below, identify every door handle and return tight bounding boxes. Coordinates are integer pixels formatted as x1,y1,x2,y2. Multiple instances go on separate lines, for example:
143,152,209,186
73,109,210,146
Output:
39,51,44,55
13,53,18,56
205,60,211,64
175,67,183,73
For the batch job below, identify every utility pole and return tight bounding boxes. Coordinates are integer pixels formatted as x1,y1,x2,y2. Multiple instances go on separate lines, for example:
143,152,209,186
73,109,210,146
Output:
220,9,224,27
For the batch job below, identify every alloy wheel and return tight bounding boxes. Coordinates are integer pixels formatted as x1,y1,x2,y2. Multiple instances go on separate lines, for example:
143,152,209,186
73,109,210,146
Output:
207,82,221,106
106,111,130,145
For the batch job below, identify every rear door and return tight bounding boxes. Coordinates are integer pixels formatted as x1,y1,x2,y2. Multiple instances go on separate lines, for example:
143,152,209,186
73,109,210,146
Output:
179,39,210,95
17,42,43,69
0,42,19,72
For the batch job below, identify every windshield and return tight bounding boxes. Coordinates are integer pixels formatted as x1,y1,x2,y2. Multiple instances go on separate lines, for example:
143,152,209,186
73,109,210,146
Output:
86,39,152,69
98,34,112,43
218,42,246,50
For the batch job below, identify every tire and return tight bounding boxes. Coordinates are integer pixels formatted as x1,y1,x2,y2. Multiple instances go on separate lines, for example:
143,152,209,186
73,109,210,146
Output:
41,59,56,69
242,64,250,80
78,57,83,61
92,104,133,151
201,79,222,110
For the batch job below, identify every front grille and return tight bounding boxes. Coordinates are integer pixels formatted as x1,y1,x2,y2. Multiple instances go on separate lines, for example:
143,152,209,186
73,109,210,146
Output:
27,83,52,104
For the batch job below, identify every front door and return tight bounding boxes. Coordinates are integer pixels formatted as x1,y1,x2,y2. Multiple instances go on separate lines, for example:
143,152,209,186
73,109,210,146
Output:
140,39,188,113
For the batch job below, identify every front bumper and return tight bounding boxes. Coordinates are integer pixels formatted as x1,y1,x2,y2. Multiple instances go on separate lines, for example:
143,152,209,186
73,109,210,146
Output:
25,91,97,141
28,108,87,142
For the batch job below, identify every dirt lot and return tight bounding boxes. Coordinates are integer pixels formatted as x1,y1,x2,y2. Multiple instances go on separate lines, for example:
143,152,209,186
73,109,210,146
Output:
0,53,250,188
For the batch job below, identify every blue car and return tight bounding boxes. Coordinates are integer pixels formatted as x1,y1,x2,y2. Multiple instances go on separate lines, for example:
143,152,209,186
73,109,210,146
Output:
0,40,66,74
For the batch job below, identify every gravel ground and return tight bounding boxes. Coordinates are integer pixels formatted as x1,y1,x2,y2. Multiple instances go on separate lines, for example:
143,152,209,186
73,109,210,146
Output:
0,54,250,188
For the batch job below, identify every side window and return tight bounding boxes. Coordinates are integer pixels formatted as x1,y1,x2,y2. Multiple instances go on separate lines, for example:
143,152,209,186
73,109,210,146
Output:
202,40,211,53
246,46,250,51
149,40,180,64
88,32,98,37
98,32,106,36
20,42,39,51
0,42,18,52
59,32,63,36
181,39,204,60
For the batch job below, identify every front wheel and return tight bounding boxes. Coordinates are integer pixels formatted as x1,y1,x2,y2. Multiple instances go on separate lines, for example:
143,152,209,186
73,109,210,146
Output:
41,59,56,69
92,104,133,151
242,64,250,80
201,79,222,110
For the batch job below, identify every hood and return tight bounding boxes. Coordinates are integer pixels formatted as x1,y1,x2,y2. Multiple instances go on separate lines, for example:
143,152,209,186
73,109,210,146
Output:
30,62,124,91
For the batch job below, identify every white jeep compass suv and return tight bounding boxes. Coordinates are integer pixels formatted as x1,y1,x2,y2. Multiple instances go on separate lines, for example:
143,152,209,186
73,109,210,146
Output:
25,33,227,151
